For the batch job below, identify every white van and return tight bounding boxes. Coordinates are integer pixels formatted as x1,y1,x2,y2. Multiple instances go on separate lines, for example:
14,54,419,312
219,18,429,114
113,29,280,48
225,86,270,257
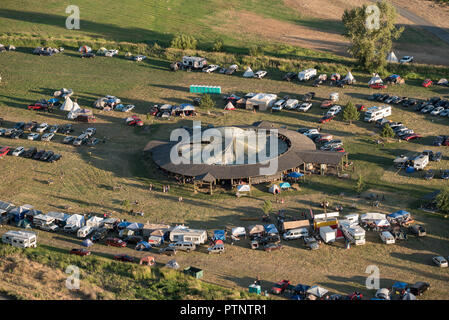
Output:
380,231,395,244
77,225,94,238
2,230,37,248
283,227,309,240
364,105,392,122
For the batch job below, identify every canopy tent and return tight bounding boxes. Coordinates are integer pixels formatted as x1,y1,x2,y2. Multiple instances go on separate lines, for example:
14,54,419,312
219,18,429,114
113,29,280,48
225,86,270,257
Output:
231,227,246,237
46,211,69,222
159,104,172,111
213,230,226,241
344,71,356,83
48,98,59,105
361,212,386,222
66,214,85,228
180,103,195,111
135,241,152,251
386,51,399,63
224,101,236,110
388,210,410,220
126,222,143,231
82,239,93,247
243,67,254,78
268,184,281,194
117,221,132,229
368,73,383,85
287,172,304,178
86,216,104,228
237,184,250,192
279,182,291,189
264,224,279,235
247,224,264,235
150,229,166,237
375,219,390,228
437,78,448,85
306,285,328,298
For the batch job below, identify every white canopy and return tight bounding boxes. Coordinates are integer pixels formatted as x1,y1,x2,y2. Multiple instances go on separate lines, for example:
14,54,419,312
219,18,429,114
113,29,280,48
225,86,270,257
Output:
243,67,254,78
368,73,383,85
307,285,328,298
375,219,390,227
386,51,398,63
86,216,104,228
361,212,386,221
66,214,85,228
231,227,246,237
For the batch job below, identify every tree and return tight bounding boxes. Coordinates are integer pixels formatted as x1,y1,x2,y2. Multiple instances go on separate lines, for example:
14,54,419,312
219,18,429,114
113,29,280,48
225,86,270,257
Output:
212,39,223,52
170,34,198,50
381,124,395,138
342,101,360,124
436,187,449,214
262,200,273,215
199,94,215,113
342,0,404,71
355,174,365,193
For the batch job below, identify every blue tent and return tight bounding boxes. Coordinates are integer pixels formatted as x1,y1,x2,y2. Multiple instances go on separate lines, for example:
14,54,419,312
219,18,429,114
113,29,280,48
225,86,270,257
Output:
392,281,408,291
48,98,59,104
82,239,93,247
405,166,415,173
287,172,304,178
117,221,132,229
279,182,291,189
135,241,152,251
127,222,144,231
388,210,410,219
264,224,279,235
213,230,226,241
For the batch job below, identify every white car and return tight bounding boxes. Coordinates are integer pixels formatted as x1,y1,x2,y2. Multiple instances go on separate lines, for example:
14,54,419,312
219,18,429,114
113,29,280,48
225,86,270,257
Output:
84,128,96,137
253,70,267,79
122,104,135,112
285,99,299,110
41,133,55,141
297,102,312,112
421,105,434,113
303,129,320,137
27,133,40,140
105,49,118,57
327,105,342,116
432,256,448,268
202,65,220,73
399,56,414,64
12,146,25,156
36,123,49,133
62,136,75,144
430,107,444,116
439,109,449,117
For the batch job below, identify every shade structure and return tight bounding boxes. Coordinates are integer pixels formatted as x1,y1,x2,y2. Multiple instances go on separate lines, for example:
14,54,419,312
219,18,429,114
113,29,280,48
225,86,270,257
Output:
279,182,291,189
287,172,304,178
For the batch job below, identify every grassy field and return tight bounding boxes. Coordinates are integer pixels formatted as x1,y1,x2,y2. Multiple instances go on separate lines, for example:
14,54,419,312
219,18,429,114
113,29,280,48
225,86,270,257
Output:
0,47,448,299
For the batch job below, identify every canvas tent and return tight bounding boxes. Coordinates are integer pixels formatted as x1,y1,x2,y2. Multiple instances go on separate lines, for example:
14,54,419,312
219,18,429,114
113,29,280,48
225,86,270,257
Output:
224,101,236,110
344,71,356,84
86,216,104,228
268,184,281,194
247,224,264,235
246,93,277,111
368,73,383,85
66,214,85,228
60,96,74,111
386,51,399,63
375,219,390,228
306,286,328,298
264,224,279,235
127,222,144,231
46,211,69,223
135,241,152,251
243,67,254,78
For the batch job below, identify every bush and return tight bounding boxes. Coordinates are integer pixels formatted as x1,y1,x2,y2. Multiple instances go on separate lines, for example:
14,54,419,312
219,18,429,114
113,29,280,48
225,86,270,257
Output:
199,94,215,111
381,124,395,138
212,39,223,52
436,187,449,214
170,34,198,50
249,45,263,57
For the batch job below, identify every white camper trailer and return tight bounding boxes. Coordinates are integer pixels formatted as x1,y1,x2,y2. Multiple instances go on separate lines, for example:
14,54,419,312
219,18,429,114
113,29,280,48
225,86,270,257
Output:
2,230,37,248
364,105,391,122
319,226,336,243
298,68,317,81
169,227,207,245
413,154,429,170
77,225,94,238
182,56,207,69
341,223,366,245
380,231,395,244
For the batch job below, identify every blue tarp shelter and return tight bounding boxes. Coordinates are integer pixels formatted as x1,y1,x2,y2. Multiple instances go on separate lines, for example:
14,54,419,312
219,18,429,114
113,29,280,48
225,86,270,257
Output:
213,230,226,241
117,221,132,229
279,182,291,189
287,172,304,178
127,222,144,231
388,210,410,219
264,224,279,235
135,241,152,251
10,205,33,223
392,281,408,292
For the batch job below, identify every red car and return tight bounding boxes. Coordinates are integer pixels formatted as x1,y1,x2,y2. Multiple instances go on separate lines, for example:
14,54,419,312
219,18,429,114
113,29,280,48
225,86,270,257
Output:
106,237,127,247
319,114,335,123
402,133,422,141
114,254,134,262
356,104,366,111
444,137,449,146
422,79,433,88
315,134,333,143
0,147,11,158
149,106,159,116
28,102,48,110
70,248,91,256
331,147,345,152
369,83,387,89
126,115,144,127
271,280,291,295
320,100,333,108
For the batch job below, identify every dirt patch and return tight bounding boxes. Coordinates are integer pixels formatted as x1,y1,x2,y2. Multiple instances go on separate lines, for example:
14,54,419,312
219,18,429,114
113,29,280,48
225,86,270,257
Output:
391,0,449,29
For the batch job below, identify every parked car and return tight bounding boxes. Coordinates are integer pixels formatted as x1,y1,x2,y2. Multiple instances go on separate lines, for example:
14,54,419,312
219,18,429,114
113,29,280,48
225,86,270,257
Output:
408,225,426,237
91,228,108,242
271,280,291,295
319,114,335,123
402,133,422,141
24,121,38,131
12,146,25,156
304,236,319,250
202,65,220,73
126,115,144,126
432,256,448,267
207,244,225,254
284,99,299,110
59,124,74,134
73,134,88,146
283,72,296,82
264,243,283,252
159,246,177,256
442,170,449,180
62,136,75,144
326,105,342,116
410,282,430,296
430,107,445,116
33,150,45,160
253,70,267,79
106,237,127,247
320,100,333,108
297,102,312,112
40,151,54,161
10,130,24,139
169,241,196,252
84,128,97,137
0,147,11,158
314,134,333,144
302,92,315,102
48,125,59,133
399,56,414,64
114,254,134,262
70,248,91,256
369,83,387,89
36,123,49,133
41,133,55,141
21,147,37,158
433,136,446,146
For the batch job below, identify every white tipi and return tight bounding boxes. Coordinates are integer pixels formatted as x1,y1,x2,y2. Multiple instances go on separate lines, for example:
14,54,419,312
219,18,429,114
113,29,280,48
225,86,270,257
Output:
386,51,398,63
344,71,356,84
243,67,254,78
60,96,74,111
368,73,383,85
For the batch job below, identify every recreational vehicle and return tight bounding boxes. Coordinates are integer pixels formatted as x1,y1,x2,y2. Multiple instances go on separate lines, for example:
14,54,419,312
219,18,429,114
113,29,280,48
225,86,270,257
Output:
364,106,392,122
77,225,94,238
169,228,207,245
412,154,429,170
380,231,395,244
298,68,317,81
182,56,207,70
2,230,37,248
341,224,366,245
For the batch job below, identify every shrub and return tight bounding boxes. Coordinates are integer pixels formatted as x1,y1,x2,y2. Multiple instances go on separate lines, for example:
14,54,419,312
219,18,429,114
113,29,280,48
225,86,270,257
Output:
170,34,197,50
381,124,395,138
249,45,263,57
212,39,223,52
199,94,215,111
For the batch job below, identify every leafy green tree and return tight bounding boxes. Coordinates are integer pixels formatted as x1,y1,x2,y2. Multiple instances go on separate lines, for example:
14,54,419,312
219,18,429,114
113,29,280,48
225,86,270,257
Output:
342,101,360,124
436,187,449,214
262,200,273,215
355,174,365,193
342,0,404,71
199,94,215,112
170,34,198,50
249,45,263,57
381,124,395,138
